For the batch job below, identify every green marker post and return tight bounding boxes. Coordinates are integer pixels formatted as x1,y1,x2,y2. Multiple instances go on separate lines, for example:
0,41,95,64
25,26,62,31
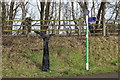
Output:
85,10,89,71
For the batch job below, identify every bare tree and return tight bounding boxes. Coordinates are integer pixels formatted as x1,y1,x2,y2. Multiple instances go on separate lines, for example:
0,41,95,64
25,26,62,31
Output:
114,2,120,24
71,2,85,35
95,2,105,29
44,2,51,34
2,1,6,34
8,1,15,34
39,2,51,34
2,0,21,35
40,2,45,34
22,17,32,35
71,2,78,34
57,1,61,34
78,1,88,19
21,1,28,35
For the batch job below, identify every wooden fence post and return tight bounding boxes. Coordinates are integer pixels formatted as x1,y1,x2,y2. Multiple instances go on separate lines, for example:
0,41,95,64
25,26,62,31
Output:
103,19,106,36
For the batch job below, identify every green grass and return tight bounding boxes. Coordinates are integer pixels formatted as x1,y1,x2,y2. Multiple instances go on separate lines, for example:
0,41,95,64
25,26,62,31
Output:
2,36,119,78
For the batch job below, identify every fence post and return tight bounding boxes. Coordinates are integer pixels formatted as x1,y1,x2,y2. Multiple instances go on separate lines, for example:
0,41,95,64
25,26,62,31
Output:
103,19,106,36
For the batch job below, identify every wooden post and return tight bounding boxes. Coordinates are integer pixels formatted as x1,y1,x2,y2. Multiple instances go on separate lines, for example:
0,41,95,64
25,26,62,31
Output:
103,19,106,36
78,18,84,36
101,2,106,36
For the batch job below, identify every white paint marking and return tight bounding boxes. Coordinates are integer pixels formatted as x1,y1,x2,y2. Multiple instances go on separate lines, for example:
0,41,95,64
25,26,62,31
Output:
86,63,89,70
86,34,88,38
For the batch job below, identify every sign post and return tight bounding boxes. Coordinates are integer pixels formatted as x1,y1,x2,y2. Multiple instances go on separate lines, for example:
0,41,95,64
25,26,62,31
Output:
85,10,89,71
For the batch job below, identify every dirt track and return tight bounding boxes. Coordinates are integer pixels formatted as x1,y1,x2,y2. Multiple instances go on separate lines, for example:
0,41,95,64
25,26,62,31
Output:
58,72,119,78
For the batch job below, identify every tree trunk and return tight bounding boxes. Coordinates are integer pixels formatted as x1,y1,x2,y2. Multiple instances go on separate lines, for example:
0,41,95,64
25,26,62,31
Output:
78,1,88,19
0,1,1,25
58,1,61,34
40,2,50,34
8,1,14,35
40,2,45,34
44,2,50,34
114,2,119,24
42,39,49,71
2,2,6,35
95,2,105,31
21,2,27,35
34,31,54,72
71,2,78,34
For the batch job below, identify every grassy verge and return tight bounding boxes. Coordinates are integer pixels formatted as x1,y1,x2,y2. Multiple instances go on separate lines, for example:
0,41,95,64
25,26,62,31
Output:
2,36,119,78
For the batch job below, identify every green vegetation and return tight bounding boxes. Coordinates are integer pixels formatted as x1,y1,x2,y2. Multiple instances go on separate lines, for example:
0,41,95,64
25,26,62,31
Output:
2,36,119,78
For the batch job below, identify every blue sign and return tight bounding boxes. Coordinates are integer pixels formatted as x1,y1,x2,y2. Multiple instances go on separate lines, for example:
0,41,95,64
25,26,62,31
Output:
88,17,96,22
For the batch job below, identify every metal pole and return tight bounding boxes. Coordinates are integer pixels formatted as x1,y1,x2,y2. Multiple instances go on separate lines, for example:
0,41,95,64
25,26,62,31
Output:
85,10,89,71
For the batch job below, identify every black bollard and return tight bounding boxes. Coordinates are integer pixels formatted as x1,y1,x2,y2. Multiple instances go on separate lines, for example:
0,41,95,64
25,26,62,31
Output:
34,31,54,72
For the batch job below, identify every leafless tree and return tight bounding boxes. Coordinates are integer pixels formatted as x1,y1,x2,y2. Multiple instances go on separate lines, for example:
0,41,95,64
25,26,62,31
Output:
2,1,6,34
39,1,51,34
